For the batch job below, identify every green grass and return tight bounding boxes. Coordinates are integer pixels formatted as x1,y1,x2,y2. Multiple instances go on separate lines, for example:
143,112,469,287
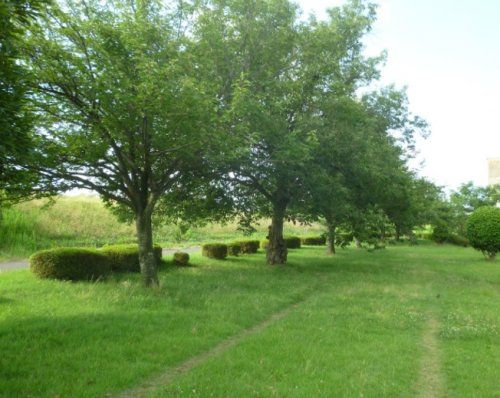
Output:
0,196,324,260
0,245,498,397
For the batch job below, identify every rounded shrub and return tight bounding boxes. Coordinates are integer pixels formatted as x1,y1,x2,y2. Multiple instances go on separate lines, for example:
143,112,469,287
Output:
301,236,326,246
260,239,269,250
30,248,111,281
466,206,500,260
173,252,190,266
227,242,241,256
202,243,228,259
284,236,301,249
101,244,163,272
235,240,260,254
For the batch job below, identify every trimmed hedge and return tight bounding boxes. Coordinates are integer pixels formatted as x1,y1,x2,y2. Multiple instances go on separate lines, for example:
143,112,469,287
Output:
101,244,163,272
30,248,111,281
261,237,301,249
227,242,241,256
235,240,260,254
301,236,326,246
284,236,301,249
173,252,190,266
202,243,228,259
467,206,500,259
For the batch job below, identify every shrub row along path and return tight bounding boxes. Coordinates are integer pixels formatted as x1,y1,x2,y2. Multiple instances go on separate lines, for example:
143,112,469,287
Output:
0,246,201,272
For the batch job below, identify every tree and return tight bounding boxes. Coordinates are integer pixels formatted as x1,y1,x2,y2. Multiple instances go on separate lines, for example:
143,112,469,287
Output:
307,86,428,254
196,0,383,264
22,0,217,286
0,0,48,215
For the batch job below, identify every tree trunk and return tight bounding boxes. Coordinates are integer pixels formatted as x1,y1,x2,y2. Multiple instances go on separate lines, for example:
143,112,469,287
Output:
326,219,336,255
395,225,401,241
266,205,287,265
354,237,362,248
136,208,159,287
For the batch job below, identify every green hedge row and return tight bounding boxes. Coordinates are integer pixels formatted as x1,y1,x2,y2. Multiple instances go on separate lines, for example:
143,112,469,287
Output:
260,236,302,249
235,240,260,254
301,236,326,246
101,244,163,272
30,244,163,281
30,248,111,281
202,243,228,259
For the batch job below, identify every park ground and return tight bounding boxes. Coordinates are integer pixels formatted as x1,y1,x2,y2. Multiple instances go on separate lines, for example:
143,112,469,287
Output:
0,244,498,397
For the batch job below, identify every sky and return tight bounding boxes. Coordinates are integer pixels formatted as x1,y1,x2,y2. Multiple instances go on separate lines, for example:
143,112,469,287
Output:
297,0,500,190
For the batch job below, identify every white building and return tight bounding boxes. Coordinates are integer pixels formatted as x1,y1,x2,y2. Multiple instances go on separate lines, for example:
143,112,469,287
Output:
488,158,500,186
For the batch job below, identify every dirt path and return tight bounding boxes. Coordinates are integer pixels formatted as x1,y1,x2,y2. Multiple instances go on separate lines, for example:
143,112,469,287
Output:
0,246,201,273
116,300,302,398
416,314,445,398
0,259,29,272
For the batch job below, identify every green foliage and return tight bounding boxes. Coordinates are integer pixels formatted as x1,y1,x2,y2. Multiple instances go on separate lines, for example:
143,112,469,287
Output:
261,237,301,249
173,252,190,266
30,247,110,281
447,234,469,248
432,223,450,244
100,244,162,273
301,236,326,246
466,207,500,259
0,0,48,201
227,243,241,256
449,182,500,236
202,243,228,260
284,236,301,249
235,240,260,254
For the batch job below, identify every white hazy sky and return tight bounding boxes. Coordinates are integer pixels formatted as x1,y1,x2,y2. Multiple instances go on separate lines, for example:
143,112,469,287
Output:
297,0,500,189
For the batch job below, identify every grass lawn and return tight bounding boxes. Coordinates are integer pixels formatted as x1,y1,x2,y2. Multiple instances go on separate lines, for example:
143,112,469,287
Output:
0,245,498,397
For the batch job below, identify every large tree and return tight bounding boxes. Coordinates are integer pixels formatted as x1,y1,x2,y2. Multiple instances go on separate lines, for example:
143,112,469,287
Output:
22,0,217,286
196,0,383,264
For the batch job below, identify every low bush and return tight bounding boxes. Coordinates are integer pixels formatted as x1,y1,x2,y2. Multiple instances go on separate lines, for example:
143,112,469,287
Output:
30,248,111,281
466,206,500,259
284,236,301,249
202,243,228,259
260,239,269,250
173,252,190,266
227,242,241,256
234,240,260,254
301,236,326,246
100,244,162,272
